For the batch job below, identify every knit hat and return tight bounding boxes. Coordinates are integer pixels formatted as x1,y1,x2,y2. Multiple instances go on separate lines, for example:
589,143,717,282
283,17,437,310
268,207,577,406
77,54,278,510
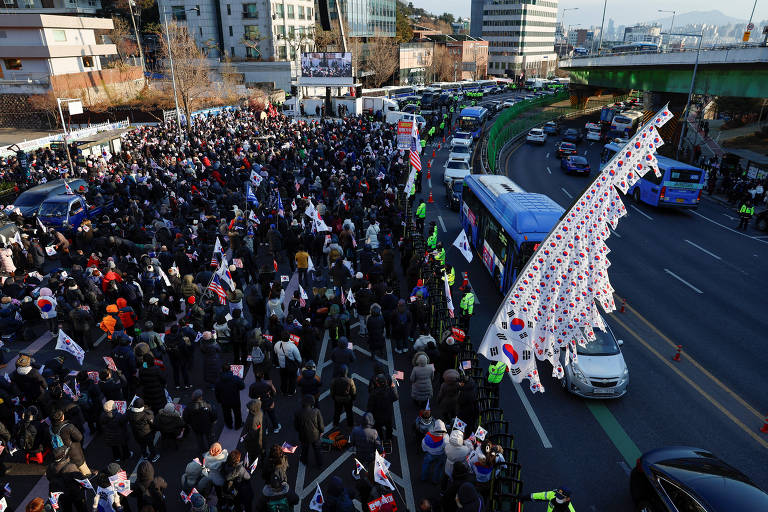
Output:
133,398,144,408
104,400,115,412
16,354,31,367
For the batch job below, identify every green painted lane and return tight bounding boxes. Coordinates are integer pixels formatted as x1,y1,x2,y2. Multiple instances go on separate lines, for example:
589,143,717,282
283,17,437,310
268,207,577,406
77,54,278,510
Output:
585,402,642,466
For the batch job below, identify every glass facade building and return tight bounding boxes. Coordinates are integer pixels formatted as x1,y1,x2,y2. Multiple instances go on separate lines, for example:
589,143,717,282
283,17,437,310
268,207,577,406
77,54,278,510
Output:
328,0,396,37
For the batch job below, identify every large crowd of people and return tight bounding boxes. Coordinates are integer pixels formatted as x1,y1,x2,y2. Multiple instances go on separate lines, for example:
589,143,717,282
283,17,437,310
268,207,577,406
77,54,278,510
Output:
0,106,517,512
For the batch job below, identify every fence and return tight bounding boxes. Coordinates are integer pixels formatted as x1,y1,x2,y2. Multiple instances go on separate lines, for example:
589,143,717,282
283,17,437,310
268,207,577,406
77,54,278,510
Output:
484,92,634,174
0,119,130,157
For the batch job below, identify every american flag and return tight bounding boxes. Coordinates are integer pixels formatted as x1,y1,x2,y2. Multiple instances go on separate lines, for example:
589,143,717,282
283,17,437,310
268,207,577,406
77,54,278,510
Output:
208,274,227,304
409,121,422,171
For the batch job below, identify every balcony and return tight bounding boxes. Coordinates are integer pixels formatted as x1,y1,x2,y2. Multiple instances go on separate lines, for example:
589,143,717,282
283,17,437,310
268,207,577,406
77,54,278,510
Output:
242,11,258,19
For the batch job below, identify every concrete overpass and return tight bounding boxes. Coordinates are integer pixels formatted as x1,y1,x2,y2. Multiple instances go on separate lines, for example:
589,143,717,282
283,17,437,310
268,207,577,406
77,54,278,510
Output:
560,45,768,98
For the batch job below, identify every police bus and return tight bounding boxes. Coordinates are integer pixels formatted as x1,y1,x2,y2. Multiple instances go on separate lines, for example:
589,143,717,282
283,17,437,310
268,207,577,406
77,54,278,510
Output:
460,174,564,293
457,106,489,139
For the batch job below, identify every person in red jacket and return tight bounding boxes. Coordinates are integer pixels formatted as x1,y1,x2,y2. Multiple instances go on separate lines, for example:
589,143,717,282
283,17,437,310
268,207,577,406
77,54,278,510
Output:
116,297,137,331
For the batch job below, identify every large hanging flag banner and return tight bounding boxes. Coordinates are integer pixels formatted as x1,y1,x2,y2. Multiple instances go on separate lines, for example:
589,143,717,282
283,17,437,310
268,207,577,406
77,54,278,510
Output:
478,105,672,393
55,331,85,365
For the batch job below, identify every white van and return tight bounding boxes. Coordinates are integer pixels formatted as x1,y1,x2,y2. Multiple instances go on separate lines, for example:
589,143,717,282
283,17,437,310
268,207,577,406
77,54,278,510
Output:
386,111,426,131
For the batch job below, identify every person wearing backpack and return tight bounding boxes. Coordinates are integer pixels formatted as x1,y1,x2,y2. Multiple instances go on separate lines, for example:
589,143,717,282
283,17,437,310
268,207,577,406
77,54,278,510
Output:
296,360,322,403
220,449,252,512
249,329,273,378
138,321,165,360
249,370,281,434
273,337,301,396
16,405,47,465
46,446,85,512
50,408,92,477
228,308,250,367
183,389,218,453
255,474,299,512
330,364,356,428
128,398,159,463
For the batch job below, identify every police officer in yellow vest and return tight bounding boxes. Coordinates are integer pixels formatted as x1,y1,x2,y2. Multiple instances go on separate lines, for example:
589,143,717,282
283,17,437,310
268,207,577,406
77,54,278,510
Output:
415,198,426,232
519,487,575,512
434,242,446,267
738,198,754,230
487,361,506,384
426,221,438,249
443,264,455,287
459,284,475,330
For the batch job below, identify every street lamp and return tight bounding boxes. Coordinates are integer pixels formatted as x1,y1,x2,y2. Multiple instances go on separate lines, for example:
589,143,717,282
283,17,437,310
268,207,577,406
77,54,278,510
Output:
161,6,199,139
597,0,607,55
658,10,676,49
559,8,578,56
672,29,704,160
127,0,146,74
55,97,80,176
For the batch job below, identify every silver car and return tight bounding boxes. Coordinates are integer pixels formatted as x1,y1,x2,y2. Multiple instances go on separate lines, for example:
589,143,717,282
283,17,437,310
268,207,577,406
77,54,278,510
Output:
560,323,629,398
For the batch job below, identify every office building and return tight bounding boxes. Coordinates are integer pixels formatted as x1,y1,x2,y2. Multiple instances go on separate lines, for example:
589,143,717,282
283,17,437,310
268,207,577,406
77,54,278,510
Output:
623,24,661,45
0,0,101,15
327,0,396,38
156,0,316,61
480,0,558,78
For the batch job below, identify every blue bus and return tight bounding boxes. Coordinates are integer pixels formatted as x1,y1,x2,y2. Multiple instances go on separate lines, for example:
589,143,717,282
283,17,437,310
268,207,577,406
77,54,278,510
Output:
458,106,489,138
460,175,564,293
601,143,706,209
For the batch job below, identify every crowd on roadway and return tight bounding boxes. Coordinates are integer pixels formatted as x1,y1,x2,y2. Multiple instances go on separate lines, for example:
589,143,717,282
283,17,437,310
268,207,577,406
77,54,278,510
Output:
0,106,574,512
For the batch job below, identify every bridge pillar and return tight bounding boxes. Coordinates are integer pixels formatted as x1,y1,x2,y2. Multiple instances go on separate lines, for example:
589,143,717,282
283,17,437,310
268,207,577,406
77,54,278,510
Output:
645,91,690,157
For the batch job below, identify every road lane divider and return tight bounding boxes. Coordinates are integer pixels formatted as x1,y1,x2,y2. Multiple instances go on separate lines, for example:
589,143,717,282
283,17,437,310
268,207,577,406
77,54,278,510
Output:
663,268,703,294
561,188,573,199
438,215,447,233
684,239,722,260
513,382,552,448
585,402,642,466
609,313,768,451
546,166,551,175
614,294,765,422
629,205,653,221
691,211,768,245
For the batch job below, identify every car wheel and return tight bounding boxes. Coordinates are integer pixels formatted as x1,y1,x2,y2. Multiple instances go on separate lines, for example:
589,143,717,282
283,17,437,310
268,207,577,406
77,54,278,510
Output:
634,500,657,512
633,188,641,203
757,216,768,231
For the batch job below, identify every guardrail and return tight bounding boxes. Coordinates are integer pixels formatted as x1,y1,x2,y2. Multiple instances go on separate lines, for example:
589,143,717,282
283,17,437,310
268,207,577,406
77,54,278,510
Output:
483,93,632,175
565,42,765,60
0,119,130,157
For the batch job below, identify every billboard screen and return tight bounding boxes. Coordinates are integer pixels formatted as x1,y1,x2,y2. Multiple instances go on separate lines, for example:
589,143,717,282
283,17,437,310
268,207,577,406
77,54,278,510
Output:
300,52,354,85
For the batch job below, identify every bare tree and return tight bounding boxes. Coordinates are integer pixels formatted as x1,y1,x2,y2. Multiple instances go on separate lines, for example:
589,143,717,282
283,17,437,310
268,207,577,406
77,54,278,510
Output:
425,45,454,83
157,21,211,132
27,92,59,129
110,16,137,65
365,36,399,87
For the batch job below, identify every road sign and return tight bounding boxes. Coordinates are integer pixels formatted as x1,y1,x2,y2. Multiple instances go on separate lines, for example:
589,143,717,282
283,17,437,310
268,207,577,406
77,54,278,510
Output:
747,22,755,31
743,31,751,41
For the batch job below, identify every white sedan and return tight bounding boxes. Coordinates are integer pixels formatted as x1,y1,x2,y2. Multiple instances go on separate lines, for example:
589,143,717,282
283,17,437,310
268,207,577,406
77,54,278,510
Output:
443,158,471,184
448,145,472,163
526,128,547,144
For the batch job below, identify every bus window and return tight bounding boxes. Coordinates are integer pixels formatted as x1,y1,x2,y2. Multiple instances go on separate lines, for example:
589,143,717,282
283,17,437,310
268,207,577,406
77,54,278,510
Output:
601,146,617,164
669,169,702,184
645,169,663,185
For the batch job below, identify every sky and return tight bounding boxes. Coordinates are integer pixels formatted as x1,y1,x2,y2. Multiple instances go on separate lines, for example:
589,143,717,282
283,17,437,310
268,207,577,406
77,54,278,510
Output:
413,0,766,27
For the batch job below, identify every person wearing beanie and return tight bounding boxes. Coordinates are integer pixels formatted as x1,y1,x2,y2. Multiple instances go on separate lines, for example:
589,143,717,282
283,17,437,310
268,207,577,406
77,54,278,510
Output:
10,354,47,404
137,353,167,414
50,408,92,477
293,394,324,468
156,402,185,449
183,389,218,452
455,481,483,512
45,446,83,512
99,399,132,462
128,398,159,462
255,474,299,512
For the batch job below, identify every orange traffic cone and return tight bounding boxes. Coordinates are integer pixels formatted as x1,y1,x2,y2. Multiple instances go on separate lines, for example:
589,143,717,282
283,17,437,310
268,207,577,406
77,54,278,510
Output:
672,345,682,361
761,416,768,434
438,143,441,150
427,168,431,179
432,149,436,158
428,191,434,203
427,160,431,169
620,298,626,313
442,135,446,143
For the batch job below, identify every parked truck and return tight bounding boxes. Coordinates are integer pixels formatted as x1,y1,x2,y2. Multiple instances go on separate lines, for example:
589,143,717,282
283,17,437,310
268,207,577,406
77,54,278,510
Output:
37,193,114,230
362,96,399,118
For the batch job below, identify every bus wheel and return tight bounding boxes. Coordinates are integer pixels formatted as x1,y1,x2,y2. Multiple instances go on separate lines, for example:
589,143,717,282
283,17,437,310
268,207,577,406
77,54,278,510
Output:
633,189,641,203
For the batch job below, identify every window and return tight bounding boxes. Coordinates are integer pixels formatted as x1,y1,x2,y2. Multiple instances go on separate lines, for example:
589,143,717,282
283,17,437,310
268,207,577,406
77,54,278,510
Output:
306,7,312,18
290,46,296,59
3,58,21,70
278,46,287,59
658,478,706,512
52,29,67,42
199,27,203,36
0,31,6,39
70,200,82,215
171,5,186,20
244,25,260,40
275,25,286,36
274,3,284,17
231,46,235,55
243,3,258,18
229,26,233,36
289,25,295,38
81,56,94,67
287,4,294,18
246,46,260,58
226,3,231,14
298,5,304,19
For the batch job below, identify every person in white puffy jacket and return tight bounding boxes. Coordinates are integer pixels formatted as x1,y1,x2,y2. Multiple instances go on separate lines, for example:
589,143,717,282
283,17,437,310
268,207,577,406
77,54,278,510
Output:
444,429,472,478
36,286,58,335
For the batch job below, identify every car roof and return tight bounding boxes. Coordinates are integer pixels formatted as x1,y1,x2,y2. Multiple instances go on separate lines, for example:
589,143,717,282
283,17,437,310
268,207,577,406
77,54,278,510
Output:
42,194,80,204
570,156,587,163
561,142,576,147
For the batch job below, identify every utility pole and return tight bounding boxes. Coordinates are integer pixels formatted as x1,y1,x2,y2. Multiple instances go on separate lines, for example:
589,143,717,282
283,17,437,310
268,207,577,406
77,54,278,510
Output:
597,0,607,54
55,98,78,176
128,0,146,74
675,29,703,160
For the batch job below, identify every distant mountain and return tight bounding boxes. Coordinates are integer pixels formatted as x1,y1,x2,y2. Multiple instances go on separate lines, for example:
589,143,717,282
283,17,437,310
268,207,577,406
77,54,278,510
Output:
647,10,746,27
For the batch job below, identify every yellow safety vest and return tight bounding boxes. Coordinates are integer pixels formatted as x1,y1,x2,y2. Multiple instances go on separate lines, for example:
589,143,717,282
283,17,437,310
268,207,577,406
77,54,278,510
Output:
435,248,446,266
416,203,426,219
460,292,474,315
530,491,576,512
445,267,455,286
427,233,437,249
488,361,506,383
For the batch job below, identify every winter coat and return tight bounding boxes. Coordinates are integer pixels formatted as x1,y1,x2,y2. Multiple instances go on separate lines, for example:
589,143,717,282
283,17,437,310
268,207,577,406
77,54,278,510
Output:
273,340,301,369
293,402,324,444
255,482,299,512
410,352,434,402
215,371,245,407
200,340,223,385
324,476,355,512
202,449,229,487
51,419,85,465
330,368,356,405
183,398,217,434
444,430,472,477
156,406,185,437
0,247,16,274
99,410,130,447
128,406,155,439
138,365,167,412
10,367,47,403
349,412,382,464
242,400,263,456
296,368,321,397
437,369,460,420
367,380,398,427
180,275,198,300
367,313,385,350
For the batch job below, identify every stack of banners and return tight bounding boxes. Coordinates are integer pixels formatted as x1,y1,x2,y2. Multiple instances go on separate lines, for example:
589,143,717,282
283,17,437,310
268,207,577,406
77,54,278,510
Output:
478,105,673,393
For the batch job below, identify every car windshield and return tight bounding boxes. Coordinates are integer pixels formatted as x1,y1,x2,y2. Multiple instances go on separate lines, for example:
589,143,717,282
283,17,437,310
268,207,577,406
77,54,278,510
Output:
577,327,619,356
447,161,469,170
14,192,46,207
566,130,578,136
38,201,67,217
530,130,543,135
451,146,470,154
570,157,588,165
561,143,575,149
455,132,471,140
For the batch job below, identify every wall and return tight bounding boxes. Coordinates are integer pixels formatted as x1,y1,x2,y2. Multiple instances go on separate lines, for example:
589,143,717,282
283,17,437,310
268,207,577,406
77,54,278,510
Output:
49,54,102,75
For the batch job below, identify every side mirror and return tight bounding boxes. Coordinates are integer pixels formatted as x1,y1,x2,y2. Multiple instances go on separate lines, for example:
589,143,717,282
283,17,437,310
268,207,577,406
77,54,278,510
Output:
617,339,624,347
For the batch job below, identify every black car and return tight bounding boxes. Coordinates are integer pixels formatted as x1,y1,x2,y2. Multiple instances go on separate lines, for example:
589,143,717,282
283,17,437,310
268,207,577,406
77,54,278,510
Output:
446,178,463,210
562,128,583,144
554,141,577,158
630,446,768,512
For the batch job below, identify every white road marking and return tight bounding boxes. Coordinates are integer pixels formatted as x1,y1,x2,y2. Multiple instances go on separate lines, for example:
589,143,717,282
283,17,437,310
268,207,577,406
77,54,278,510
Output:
545,152,550,159
546,166,551,174
723,213,736,221
349,322,360,329
438,215,447,232
513,382,552,448
630,204,653,220
618,461,632,476
664,268,703,294
691,211,768,245
298,452,353,499
609,228,622,238
1,331,52,375
561,187,573,199
684,239,722,260
428,178,432,189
